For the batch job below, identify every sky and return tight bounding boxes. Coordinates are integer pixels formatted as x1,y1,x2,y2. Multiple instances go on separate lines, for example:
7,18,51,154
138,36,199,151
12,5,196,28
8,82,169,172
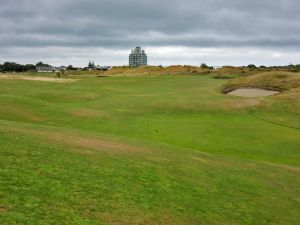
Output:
1,0,300,67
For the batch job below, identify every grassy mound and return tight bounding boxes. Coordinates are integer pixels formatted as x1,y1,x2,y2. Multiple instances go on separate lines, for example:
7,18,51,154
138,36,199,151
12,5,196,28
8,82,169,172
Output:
222,71,300,93
214,66,256,77
105,65,211,76
222,72,300,128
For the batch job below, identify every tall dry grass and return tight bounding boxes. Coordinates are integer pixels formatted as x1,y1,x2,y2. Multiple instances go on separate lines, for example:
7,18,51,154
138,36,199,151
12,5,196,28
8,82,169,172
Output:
222,72,300,93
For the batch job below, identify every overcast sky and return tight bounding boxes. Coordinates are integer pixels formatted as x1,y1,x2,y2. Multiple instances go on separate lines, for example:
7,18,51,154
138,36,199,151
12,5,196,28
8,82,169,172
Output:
1,0,300,66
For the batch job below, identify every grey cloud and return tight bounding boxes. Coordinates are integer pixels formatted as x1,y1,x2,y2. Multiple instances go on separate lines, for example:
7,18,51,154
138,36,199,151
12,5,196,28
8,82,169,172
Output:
2,0,300,46
0,0,299,65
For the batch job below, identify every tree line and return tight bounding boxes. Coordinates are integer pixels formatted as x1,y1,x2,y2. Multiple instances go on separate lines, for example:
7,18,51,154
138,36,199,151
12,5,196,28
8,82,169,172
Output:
1,61,299,73
0,62,82,73
0,62,36,72
0,62,53,72
246,64,300,72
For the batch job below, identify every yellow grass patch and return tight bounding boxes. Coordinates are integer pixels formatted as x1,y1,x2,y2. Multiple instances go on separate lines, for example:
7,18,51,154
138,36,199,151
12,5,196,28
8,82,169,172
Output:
2,125,148,155
0,75,77,83
105,65,211,76
69,109,110,119
275,88,300,104
221,98,262,109
0,205,11,213
99,212,191,225
0,105,43,122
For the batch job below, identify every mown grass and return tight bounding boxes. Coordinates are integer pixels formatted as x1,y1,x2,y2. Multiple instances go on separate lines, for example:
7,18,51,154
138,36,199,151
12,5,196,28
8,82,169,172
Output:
0,74,300,224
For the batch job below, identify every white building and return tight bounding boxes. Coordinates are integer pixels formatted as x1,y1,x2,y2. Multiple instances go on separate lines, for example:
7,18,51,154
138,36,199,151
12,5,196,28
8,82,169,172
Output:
129,47,147,67
37,66,66,72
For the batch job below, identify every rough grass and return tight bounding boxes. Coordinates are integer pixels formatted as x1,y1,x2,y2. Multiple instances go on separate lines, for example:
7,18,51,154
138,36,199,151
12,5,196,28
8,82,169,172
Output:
0,75,300,224
105,66,212,76
222,71,300,129
104,66,269,77
222,71,300,93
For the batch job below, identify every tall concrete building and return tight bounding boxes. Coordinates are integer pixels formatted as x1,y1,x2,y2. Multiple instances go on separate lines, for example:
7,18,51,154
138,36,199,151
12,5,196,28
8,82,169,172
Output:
129,47,147,67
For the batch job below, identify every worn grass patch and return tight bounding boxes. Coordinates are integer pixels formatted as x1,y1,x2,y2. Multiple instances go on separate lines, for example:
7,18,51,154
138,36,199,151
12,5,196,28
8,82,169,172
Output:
0,74,77,83
68,109,110,119
0,123,147,155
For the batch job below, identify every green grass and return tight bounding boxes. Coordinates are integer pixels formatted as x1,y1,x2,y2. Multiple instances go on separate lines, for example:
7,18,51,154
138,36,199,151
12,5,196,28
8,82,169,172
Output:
0,75,300,224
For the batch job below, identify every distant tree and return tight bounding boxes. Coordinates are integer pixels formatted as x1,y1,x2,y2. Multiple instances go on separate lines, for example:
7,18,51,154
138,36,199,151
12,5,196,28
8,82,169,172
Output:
1,62,36,72
67,65,74,70
200,63,209,69
287,64,296,70
259,65,267,69
3,62,22,72
247,64,257,69
24,64,36,71
36,62,51,67
2,62,12,72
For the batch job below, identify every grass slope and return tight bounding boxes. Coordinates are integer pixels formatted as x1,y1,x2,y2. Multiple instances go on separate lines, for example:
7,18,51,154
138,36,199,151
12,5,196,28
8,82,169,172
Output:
1,75,300,224
222,71,300,129
222,71,300,93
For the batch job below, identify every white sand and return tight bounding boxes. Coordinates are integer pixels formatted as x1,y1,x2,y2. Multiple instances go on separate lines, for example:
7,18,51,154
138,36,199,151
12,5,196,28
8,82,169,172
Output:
228,88,280,97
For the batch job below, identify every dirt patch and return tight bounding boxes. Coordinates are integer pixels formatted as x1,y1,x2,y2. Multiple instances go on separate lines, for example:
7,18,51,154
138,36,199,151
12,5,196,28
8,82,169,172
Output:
0,75,77,83
0,205,12,213
0,105,43,122
69,109,110,119
258,161,300,173
227,88,280,97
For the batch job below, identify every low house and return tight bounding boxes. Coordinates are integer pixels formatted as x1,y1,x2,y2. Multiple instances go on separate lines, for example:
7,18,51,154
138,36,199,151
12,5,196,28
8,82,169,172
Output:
37,66,66,73
95,66,111,71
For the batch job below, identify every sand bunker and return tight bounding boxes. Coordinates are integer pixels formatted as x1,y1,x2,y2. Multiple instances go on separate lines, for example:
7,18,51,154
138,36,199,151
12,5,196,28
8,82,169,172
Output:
228,88,280,97
0,75,77,83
